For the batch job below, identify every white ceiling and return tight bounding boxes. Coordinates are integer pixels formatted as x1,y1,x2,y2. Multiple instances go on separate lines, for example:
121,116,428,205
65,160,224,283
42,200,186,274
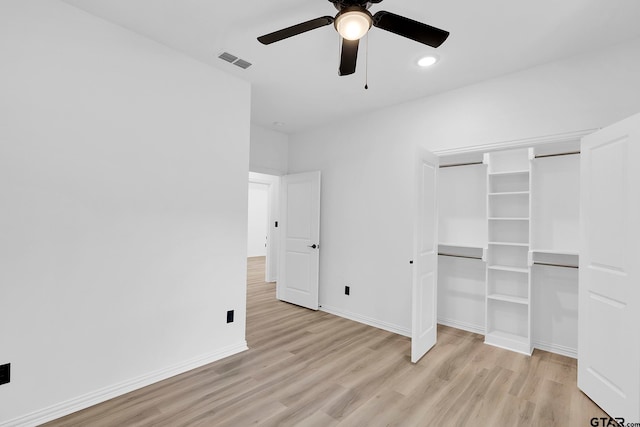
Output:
63,0,640,134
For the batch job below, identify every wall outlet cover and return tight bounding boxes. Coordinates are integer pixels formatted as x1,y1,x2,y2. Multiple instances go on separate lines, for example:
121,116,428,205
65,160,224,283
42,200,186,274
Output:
0,363,10,385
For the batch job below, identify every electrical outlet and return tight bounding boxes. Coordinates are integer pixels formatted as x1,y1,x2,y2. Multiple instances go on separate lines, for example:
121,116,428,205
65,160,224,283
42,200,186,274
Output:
345,286,350,295
0,363,10,386
226,310,234,323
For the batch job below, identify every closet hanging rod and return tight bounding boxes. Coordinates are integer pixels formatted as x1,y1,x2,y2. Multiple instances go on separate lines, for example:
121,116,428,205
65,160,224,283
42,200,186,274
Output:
438,253,483,260
533,261,578,269
534,151,580,159
439,161,484,168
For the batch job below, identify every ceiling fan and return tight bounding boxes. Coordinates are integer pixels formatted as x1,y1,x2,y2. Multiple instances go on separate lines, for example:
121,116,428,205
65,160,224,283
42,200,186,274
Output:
257,0,450,76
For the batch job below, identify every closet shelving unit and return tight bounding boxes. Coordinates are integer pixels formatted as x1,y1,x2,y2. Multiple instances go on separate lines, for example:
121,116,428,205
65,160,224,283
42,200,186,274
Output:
436,138,582,357
484,148,533,355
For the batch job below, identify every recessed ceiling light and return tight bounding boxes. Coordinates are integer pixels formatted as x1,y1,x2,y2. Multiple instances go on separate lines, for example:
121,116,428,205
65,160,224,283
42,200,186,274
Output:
417,55,438,68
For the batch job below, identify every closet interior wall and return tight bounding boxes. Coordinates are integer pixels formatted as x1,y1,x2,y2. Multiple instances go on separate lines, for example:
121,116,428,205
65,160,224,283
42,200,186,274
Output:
437,161,487,334
530,150,580,357
436,138,581,358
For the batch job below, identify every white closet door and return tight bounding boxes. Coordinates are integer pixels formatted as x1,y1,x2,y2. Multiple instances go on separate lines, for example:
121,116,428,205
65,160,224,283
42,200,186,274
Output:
579,113,640,421
411,147,439,363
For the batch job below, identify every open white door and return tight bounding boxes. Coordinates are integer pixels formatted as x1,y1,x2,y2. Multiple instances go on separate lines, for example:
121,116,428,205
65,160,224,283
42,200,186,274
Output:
411,147,439,363
277,171,321,310
579,113,640,422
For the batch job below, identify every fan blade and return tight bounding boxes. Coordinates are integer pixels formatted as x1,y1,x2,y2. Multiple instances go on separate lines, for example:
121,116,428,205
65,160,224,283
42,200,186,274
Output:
258,16,334,45
373,11,449,48
338,38,359,76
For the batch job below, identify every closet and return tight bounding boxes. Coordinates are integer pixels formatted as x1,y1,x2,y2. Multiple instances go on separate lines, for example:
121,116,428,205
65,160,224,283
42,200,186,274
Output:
436,138,581,357
426,115,640,421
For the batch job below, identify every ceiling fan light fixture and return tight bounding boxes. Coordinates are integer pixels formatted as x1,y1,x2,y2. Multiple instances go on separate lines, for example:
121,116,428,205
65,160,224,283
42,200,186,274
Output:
335,10,372,40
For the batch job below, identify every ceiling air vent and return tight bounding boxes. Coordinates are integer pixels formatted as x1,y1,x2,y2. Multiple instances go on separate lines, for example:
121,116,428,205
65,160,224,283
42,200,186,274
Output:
233,59,252,69
218,52,238,63
218,51,252,70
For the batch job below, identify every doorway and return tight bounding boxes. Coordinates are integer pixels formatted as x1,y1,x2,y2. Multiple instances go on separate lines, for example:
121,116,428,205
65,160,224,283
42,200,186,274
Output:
247,172,280,283
247,182,268,258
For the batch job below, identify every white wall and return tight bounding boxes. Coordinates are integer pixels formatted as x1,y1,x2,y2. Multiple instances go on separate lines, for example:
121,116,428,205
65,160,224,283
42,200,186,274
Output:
288,37,640,335
360,36,640,153
0,1,250,424
289,130,419,335
438,164,487,247
532,265,578,356
438,257,486,334
531,154,581,252
247,183,268,257
250,124,289,175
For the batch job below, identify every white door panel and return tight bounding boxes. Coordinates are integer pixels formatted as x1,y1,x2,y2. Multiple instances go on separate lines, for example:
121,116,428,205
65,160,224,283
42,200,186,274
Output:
286,182,313,239
285,251,311,292
579,113,640,422
278,171,321,310
412,148,439,363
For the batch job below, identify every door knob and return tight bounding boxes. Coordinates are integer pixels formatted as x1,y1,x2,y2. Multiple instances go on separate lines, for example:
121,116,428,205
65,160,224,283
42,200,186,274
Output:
308,244,318,249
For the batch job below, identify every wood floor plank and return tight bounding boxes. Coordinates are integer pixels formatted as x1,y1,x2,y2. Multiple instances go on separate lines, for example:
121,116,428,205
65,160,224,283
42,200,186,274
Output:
257,383,346,427
43,256,610,427
470,366,515,422
489,394,537,426
531,379,571,426
337,389,406,427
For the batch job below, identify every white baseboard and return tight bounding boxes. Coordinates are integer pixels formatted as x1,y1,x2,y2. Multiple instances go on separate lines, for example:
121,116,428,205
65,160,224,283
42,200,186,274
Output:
320,305,411,337
533,340,577,359
437,317,485,335
437,319,577,359
1,341,248,427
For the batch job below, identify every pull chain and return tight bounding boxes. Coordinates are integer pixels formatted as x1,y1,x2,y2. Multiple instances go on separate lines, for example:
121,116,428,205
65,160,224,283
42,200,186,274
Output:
338,33,341,74
364,32,369,90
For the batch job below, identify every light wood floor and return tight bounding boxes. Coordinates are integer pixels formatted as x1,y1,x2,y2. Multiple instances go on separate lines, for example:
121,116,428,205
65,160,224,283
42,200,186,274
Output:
45,256,607,426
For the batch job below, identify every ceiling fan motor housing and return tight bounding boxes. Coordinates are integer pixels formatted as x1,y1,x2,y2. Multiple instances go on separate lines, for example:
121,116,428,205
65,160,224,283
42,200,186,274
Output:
330,0,383,11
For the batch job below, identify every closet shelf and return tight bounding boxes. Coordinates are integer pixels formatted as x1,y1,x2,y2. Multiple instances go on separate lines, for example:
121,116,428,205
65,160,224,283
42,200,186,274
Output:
488,170,530,177
487,294,529,305
530,250,579,268
531,249,579,256
438,244,485,261
488,217,530,221
488,191,529,196
488,265,529,273
438,243,485,250
488,242,529,247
